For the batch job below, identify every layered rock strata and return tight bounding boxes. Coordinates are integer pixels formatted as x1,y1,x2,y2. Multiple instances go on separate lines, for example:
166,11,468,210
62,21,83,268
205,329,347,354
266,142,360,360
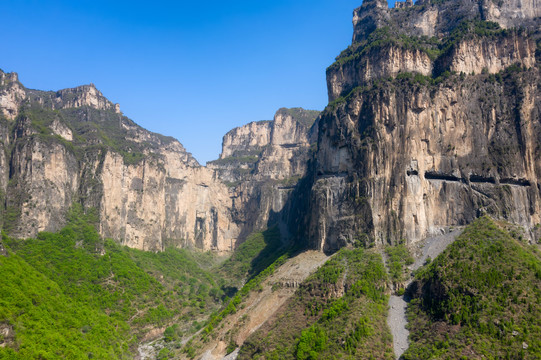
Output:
329,0,539,102
300,0,541,252
208,108,319,238
0,71,239,251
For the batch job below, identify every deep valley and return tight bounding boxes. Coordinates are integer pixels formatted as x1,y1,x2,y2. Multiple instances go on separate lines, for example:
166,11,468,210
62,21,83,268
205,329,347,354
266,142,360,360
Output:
1,0,541,359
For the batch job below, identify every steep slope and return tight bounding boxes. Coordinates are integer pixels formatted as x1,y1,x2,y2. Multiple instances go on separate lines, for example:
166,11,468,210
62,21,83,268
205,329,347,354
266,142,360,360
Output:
0,252,130,359
404,216,541,359
238,248,393,360
294,0,541,252
0,212,229,358
0,70,239,251
185,250,329,360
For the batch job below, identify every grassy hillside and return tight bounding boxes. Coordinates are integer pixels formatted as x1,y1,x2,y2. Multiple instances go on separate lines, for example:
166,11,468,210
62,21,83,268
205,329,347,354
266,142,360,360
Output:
218,226,284,285
239,248,393,360
0,207,226,358
403,217,541,359
19,101,178,166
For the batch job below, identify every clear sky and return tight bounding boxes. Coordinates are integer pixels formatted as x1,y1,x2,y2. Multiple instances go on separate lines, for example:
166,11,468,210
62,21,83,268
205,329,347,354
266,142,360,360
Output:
1,0,396,164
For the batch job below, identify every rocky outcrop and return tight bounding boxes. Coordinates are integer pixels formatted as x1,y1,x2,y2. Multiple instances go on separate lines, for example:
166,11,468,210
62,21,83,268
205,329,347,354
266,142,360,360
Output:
8,130,80,238
327,46,433,102
440,33,537,76
352,0,390,43
481,0,541,29
53,84,121,112
330,3,538,102
0,72,25,120
253,108,318,181
353,0,540,42
0,119,10,225
98,150,237,251
302,0,541,252
0,70,239,251
220,121,272,159
209,108,319,239
208,121,272,185
310,70,541,252
25,83,121,113
0,69,320,252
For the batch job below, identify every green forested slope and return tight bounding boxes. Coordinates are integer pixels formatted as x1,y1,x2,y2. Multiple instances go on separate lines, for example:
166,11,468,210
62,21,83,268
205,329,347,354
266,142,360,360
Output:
239,248,393,360
0,208,226,358
0,251,129,359
404,217,541,359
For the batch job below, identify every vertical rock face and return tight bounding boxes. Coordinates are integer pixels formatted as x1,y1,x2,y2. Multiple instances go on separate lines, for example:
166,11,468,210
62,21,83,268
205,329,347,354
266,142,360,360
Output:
303,0,541,252
253,108,318,181
0,69,320,251
352,0,391,42
98,151,237,251
220,121,272,160
0,118,10,218
209,108,319,239
209,121,273,185
8,132,80,238
352,0,540,42
331,0,540,104
0,69,239,251
327,47,433,102
481,0,541,29
441,34,536,75
0,72,25,120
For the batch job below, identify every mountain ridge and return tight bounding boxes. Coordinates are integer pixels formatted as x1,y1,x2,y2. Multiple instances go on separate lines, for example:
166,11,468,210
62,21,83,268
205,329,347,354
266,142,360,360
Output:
1,69,321,253
1,1,541,359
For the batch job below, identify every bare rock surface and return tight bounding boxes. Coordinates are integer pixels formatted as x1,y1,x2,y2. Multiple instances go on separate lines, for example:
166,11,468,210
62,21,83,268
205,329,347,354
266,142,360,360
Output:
303,0,541,252
208,107,319,242
0,69,240,251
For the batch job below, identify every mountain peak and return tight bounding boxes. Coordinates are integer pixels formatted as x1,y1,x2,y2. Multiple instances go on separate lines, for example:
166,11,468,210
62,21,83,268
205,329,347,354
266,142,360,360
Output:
55,83,121,113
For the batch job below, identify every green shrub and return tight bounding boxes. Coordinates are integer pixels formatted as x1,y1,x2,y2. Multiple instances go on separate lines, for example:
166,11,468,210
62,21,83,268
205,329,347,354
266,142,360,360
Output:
296,326,328,360
385,244,414,282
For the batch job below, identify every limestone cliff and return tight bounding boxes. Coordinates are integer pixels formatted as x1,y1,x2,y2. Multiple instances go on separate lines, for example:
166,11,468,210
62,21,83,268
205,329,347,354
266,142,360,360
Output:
0,72,25,120
352,0,540,42
0,71,319,252
329,0,540,103
0,71,239,251
208,108,319,239
1,0,539,256
299,0,541,252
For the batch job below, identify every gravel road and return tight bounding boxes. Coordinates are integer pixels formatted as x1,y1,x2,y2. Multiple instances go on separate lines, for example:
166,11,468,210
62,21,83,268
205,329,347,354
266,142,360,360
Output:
387,228,463,359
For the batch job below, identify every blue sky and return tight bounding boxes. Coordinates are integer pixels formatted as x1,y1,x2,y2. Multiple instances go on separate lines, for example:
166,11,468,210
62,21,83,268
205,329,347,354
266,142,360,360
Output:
1,0,396,163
